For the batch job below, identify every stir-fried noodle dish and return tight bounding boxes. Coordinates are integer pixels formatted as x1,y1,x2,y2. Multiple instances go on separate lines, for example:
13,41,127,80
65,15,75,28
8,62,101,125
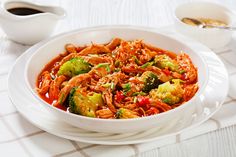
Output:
37,38,198,119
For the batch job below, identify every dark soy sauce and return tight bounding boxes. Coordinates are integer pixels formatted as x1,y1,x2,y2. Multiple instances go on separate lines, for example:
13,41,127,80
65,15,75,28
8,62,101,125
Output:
7,7,43,16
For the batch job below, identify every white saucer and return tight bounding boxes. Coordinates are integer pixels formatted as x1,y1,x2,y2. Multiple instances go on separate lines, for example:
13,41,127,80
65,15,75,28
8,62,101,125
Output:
8,27,228,145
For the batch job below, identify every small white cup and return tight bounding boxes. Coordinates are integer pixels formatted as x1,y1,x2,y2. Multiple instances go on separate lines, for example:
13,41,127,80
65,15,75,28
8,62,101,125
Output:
174,2,236,49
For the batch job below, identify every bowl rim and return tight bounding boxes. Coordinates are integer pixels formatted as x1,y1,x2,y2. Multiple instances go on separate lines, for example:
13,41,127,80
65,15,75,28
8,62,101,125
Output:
2,0,66,20
174,1,235,30
24,25,209,123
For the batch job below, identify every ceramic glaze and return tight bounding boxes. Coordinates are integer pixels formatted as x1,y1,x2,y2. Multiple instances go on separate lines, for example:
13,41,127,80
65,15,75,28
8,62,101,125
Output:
174,2,236,49
0,1,66,45
24,26,210,133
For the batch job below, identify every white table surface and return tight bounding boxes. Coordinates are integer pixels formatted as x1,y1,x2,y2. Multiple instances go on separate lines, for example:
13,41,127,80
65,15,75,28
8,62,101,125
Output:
1,0,236,157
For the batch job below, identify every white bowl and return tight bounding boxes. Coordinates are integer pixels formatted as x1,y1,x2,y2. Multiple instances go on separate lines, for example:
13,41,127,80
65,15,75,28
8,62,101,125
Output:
0,1,65,45
25,26,209,133
174,2,236,49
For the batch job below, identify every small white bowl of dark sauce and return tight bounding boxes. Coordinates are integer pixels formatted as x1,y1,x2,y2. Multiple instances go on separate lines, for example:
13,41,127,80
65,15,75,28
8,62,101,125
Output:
0,1,66,45
174,2,236,50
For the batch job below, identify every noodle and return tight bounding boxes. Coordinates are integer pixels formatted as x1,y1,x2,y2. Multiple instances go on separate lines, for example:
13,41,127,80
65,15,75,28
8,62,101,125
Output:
37,38,198,119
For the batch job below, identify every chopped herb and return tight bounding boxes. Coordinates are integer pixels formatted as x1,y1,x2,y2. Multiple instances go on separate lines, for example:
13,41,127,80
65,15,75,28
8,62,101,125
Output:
111,82,115,91
141,61,154,68
106,66,111,72
132,91,147,96
95,63,109,68
122,83,131,92
95,63,111,72
133,56,141,65
179,70,185,74
101,82,115,90
102,83,111,88
133,97,137,103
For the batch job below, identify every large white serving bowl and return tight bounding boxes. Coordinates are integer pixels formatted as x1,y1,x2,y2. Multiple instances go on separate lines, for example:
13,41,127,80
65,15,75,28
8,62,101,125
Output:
25,26,209,133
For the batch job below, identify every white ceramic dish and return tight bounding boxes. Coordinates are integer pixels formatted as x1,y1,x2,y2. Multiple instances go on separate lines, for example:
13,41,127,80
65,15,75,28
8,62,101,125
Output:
0,1,65,45
25,26,209,133
174,2,236,49
8,26,228,145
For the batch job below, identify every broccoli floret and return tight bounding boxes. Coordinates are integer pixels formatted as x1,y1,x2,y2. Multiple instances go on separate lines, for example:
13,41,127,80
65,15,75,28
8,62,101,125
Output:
58,57,91,77
68,87,104,117
116,108,139,119
150,79,184,105
154,55,179,72
89,93,104,107
122,83,131,94
140,71,161,93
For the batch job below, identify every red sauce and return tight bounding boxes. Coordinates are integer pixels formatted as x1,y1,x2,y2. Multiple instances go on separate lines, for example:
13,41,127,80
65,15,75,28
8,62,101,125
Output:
36,54,67,111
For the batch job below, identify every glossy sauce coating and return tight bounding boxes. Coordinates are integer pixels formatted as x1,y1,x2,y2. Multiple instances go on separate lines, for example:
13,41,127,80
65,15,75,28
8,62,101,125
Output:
7,7,43,16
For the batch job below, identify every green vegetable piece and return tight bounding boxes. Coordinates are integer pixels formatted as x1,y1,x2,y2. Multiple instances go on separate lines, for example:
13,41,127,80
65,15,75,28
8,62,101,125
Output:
111,82,115,90
132,91,147,96
154,55,179,72
88,93,104,107
140,71,161,93
122,83,131,92
95,63,111,72
101,82,115,91
141,61,154,68
116,108,139,119
150,79,184,105
58,57,91,77
179,70,186,74
69,87,104,117
162,98,172,104
133,56,141,65
102,83,111,88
